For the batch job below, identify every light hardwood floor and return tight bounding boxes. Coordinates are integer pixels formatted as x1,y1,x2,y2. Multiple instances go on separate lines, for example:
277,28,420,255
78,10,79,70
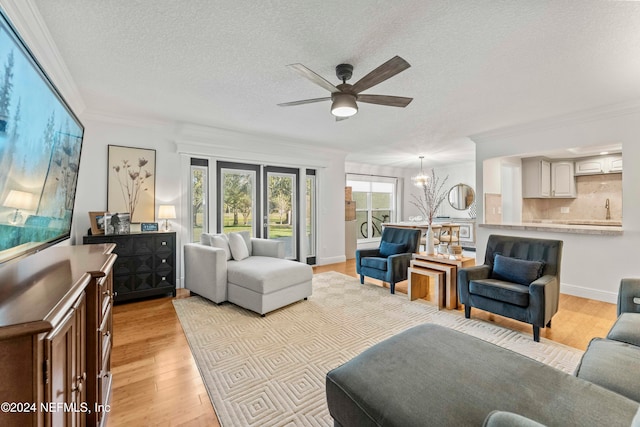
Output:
108,259,617,426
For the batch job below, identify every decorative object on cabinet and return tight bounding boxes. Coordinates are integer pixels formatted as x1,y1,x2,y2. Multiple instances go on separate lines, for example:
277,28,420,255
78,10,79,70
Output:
107,145,156,223
0,244,116,427
448,183,475,210
141,222,159,232
83,231,176,302
89,211,106,235
104,212,131,235
158,205,176,231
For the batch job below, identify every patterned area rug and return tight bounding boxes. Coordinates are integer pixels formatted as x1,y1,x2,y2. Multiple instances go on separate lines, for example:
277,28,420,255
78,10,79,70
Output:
172,271,583,427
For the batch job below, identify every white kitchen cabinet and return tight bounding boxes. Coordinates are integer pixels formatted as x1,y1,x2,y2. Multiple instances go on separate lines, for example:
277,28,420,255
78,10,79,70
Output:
574,154,622,175
607,155,623,173
522,158,551,198
575,159,603,175
551,161,576,198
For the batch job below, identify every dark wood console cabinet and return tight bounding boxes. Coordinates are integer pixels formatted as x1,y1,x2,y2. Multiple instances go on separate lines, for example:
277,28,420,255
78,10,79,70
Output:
0,244,116,427
83,231,176,303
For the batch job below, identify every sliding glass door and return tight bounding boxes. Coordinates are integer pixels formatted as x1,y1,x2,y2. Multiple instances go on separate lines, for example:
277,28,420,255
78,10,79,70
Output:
305,169,316,265
217,162,261,236
264,167,298,260
189,158,209,242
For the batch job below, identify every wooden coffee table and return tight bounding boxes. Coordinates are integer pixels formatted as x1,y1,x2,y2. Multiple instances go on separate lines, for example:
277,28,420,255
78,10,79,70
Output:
408,253,475,309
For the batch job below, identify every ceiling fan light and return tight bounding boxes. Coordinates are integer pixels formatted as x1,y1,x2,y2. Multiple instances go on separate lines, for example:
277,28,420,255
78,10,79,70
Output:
331,93,358,117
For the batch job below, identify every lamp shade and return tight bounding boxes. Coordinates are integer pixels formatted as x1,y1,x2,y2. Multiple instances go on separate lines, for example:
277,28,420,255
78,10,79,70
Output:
4,190,35,210
158,205,176,220
331,93,358,117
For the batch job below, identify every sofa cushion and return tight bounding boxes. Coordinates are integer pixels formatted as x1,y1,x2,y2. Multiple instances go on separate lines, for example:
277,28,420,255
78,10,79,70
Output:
210,234,232,261
575,338,640,403
228,232,250,260
361,257,387,271
469,279,530,307
607,313,640,347
238,230,252,255
227,256,312,294
379,241,407,257
491,254,544,286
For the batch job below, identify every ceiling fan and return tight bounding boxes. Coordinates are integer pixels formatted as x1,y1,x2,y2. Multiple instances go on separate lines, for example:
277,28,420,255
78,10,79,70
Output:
278,56,413,120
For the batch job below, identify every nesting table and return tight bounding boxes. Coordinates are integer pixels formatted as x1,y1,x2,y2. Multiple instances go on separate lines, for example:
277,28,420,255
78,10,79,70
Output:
408,253,475,309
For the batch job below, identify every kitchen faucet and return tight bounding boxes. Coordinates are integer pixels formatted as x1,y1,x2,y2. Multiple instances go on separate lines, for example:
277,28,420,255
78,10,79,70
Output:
605,198,611,220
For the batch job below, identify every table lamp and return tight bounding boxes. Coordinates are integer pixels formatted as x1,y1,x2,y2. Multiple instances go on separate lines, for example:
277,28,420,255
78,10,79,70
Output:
4,190,35,225
158,205,176,231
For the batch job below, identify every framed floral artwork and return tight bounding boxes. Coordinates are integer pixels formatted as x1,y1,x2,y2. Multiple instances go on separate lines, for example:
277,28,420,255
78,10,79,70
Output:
107,145,156,223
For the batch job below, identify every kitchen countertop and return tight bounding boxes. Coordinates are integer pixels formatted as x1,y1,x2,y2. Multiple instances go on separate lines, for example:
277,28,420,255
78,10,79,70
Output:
479,221,623,236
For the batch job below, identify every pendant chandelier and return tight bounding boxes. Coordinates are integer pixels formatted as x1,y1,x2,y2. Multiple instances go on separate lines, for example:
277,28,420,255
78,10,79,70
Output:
412,156,429,187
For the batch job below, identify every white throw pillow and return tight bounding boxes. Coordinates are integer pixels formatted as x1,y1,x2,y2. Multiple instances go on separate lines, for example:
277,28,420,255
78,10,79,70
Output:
210,234,232,261
228,232,250,260
238,230,252,255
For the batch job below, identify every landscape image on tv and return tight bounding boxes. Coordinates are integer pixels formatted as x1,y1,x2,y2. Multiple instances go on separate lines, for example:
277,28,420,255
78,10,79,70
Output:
0,10,84,263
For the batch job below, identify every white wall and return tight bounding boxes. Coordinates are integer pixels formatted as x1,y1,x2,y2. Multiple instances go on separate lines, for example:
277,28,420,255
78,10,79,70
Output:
472,106,640,303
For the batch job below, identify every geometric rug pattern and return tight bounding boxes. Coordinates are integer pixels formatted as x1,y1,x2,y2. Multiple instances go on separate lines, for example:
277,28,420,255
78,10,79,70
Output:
172,271,584,427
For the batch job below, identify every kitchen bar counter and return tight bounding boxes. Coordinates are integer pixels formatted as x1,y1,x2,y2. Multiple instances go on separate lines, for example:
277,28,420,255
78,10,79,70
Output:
479,221,623,236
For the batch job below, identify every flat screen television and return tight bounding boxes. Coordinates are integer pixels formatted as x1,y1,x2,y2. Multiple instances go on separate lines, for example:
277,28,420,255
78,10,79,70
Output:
0,9,84,264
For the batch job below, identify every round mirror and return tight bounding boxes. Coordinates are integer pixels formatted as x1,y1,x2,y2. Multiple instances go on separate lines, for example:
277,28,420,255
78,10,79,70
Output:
448,183,475,210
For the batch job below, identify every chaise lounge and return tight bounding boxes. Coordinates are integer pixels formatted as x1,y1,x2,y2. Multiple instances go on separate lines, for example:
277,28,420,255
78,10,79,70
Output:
184,231,313,316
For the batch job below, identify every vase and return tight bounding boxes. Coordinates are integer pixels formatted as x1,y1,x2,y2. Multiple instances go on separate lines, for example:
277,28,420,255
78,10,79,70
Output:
425,224,435,255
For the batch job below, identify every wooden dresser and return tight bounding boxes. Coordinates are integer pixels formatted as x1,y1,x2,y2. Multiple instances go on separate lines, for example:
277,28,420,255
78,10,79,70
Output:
0,244,116,427
83,231,176,303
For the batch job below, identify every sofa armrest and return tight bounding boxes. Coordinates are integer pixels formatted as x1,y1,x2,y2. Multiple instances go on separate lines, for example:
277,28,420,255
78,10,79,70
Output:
529,275,559,325
388,253,413,282
355,248,381,274
618,278,640,316
251,238,285,258
458,265,491,303
184,243,228,303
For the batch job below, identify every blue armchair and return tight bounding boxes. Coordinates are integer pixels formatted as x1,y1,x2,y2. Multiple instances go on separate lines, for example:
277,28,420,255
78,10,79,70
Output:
356,227,421,294
458,234,563,342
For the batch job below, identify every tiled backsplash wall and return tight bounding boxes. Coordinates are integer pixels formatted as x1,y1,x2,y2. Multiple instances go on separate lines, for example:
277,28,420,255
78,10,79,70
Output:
522,174,622,221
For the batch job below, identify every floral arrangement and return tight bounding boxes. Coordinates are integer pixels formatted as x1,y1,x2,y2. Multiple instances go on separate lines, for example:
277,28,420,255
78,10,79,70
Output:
410,169,449,225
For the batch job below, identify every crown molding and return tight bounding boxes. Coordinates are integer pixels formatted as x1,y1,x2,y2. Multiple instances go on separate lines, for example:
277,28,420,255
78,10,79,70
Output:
470,99,640,144
81,109,176,131
1,0,86,114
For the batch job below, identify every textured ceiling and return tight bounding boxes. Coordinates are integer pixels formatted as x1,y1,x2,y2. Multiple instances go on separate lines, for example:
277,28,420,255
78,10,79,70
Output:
31,0,640,167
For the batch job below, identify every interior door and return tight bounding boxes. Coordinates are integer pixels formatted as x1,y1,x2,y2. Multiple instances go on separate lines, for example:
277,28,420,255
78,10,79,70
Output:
264,167,299,260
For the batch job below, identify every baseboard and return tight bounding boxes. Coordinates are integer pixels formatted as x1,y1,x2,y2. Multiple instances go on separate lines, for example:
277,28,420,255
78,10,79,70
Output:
560,282,617,304
316,255,347,266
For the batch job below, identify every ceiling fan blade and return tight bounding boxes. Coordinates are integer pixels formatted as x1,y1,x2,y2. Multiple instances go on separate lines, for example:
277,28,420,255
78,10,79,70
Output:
357,94,413,108
278,97,331,107
350,56,411,94
287,63,340,93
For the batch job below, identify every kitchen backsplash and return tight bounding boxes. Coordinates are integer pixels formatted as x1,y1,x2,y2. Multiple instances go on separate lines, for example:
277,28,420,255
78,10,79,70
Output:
522,174,622,221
